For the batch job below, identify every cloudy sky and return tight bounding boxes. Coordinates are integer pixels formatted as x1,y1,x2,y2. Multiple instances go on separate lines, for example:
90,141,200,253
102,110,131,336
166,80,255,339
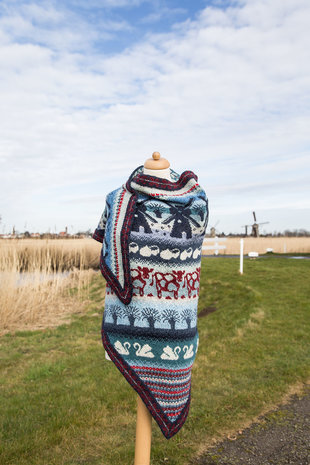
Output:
0,0,309,235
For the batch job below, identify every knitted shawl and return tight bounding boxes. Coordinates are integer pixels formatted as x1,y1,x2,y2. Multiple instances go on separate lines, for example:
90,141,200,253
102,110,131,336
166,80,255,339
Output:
93,165,209,439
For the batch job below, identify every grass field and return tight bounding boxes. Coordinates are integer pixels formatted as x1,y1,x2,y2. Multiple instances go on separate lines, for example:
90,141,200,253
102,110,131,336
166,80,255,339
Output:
0,256,309,465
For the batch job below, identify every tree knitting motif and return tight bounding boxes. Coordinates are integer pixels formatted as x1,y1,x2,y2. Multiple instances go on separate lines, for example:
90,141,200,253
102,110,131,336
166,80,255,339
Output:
193,196,209,229
162,308,181,330
106,303,195,332
192,203,205,222
122,305,140,326
147,202,167,219
181,308,194,329
141,307,161,330
107,305,122,325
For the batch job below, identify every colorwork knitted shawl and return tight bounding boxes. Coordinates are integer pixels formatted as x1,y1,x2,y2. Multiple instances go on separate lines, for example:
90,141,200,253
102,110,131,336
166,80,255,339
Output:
93,165,209,439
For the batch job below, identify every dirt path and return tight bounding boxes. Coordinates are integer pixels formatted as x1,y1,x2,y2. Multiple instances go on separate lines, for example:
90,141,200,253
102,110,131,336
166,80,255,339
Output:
193,383,310,465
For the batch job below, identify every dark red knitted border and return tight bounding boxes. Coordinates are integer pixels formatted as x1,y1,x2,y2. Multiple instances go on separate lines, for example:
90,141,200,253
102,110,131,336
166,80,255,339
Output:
135,171,197,191
97,190,137,305
92,228,104,243
101,329,191,439
126,167,198,193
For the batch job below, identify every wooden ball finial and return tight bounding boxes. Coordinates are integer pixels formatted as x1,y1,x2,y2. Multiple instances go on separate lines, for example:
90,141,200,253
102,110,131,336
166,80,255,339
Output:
144,151,170,170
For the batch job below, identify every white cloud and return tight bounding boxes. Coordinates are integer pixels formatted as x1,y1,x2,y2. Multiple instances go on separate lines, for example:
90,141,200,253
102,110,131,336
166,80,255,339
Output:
0,0,309,233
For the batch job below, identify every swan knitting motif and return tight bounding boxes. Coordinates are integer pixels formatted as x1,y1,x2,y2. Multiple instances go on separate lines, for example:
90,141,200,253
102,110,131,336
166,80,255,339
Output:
183,344,194,359
160,345,181,360
133,342,154,358
114,340,131,355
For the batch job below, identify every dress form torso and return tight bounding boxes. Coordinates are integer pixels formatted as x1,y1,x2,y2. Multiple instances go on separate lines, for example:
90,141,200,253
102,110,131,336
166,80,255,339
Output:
143,166,172,181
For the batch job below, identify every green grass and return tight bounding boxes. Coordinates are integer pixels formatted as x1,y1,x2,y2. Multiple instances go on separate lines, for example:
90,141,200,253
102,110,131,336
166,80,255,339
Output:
0,257,309,465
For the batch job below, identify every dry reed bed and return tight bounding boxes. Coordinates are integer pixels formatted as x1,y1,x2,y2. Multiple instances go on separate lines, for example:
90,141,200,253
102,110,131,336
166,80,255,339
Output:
0,238,101,272
0,239,102,335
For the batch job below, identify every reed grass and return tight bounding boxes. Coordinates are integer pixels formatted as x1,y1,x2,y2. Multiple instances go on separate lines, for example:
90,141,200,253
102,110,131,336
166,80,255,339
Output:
0,238,100,272
0,239,102,335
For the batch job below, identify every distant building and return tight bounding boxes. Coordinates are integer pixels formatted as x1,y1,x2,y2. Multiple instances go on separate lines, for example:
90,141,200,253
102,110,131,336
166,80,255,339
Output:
0,234,12,239
59,226,68,237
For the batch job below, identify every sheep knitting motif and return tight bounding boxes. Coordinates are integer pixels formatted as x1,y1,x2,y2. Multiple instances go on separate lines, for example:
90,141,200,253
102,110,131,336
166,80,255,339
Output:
93,165,208,439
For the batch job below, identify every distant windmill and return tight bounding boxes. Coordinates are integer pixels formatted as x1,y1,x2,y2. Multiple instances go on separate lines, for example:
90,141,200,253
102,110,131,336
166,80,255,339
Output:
242,212,269,237
210,220,220,237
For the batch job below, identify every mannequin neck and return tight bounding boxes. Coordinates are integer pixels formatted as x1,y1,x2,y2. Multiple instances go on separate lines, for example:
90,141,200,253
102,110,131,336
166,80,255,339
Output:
143,166,171,181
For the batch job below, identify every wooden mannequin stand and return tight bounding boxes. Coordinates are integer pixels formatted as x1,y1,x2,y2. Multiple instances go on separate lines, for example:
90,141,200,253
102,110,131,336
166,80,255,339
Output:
134,397,152,465
133,151,171,465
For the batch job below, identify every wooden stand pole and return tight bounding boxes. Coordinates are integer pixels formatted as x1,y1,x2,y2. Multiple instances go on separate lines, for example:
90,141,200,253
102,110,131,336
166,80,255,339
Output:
134,395,152,465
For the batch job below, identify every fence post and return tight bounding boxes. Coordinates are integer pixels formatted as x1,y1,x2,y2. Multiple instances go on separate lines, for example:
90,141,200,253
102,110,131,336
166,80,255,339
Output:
240,238,244,274
202,237,227,255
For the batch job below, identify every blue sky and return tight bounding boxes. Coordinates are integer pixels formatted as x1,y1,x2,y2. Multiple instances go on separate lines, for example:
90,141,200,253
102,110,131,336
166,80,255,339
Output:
0,0,309,235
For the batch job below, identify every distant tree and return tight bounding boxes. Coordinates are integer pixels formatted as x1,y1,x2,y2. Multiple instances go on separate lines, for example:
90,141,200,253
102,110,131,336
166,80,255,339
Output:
141,307,161,330
24,231,30,238
162,308,180,330
76,229,92,237
122,306,140,326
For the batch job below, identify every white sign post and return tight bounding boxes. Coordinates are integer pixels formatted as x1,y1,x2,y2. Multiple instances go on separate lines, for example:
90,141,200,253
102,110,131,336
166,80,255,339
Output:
240,238,244,274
